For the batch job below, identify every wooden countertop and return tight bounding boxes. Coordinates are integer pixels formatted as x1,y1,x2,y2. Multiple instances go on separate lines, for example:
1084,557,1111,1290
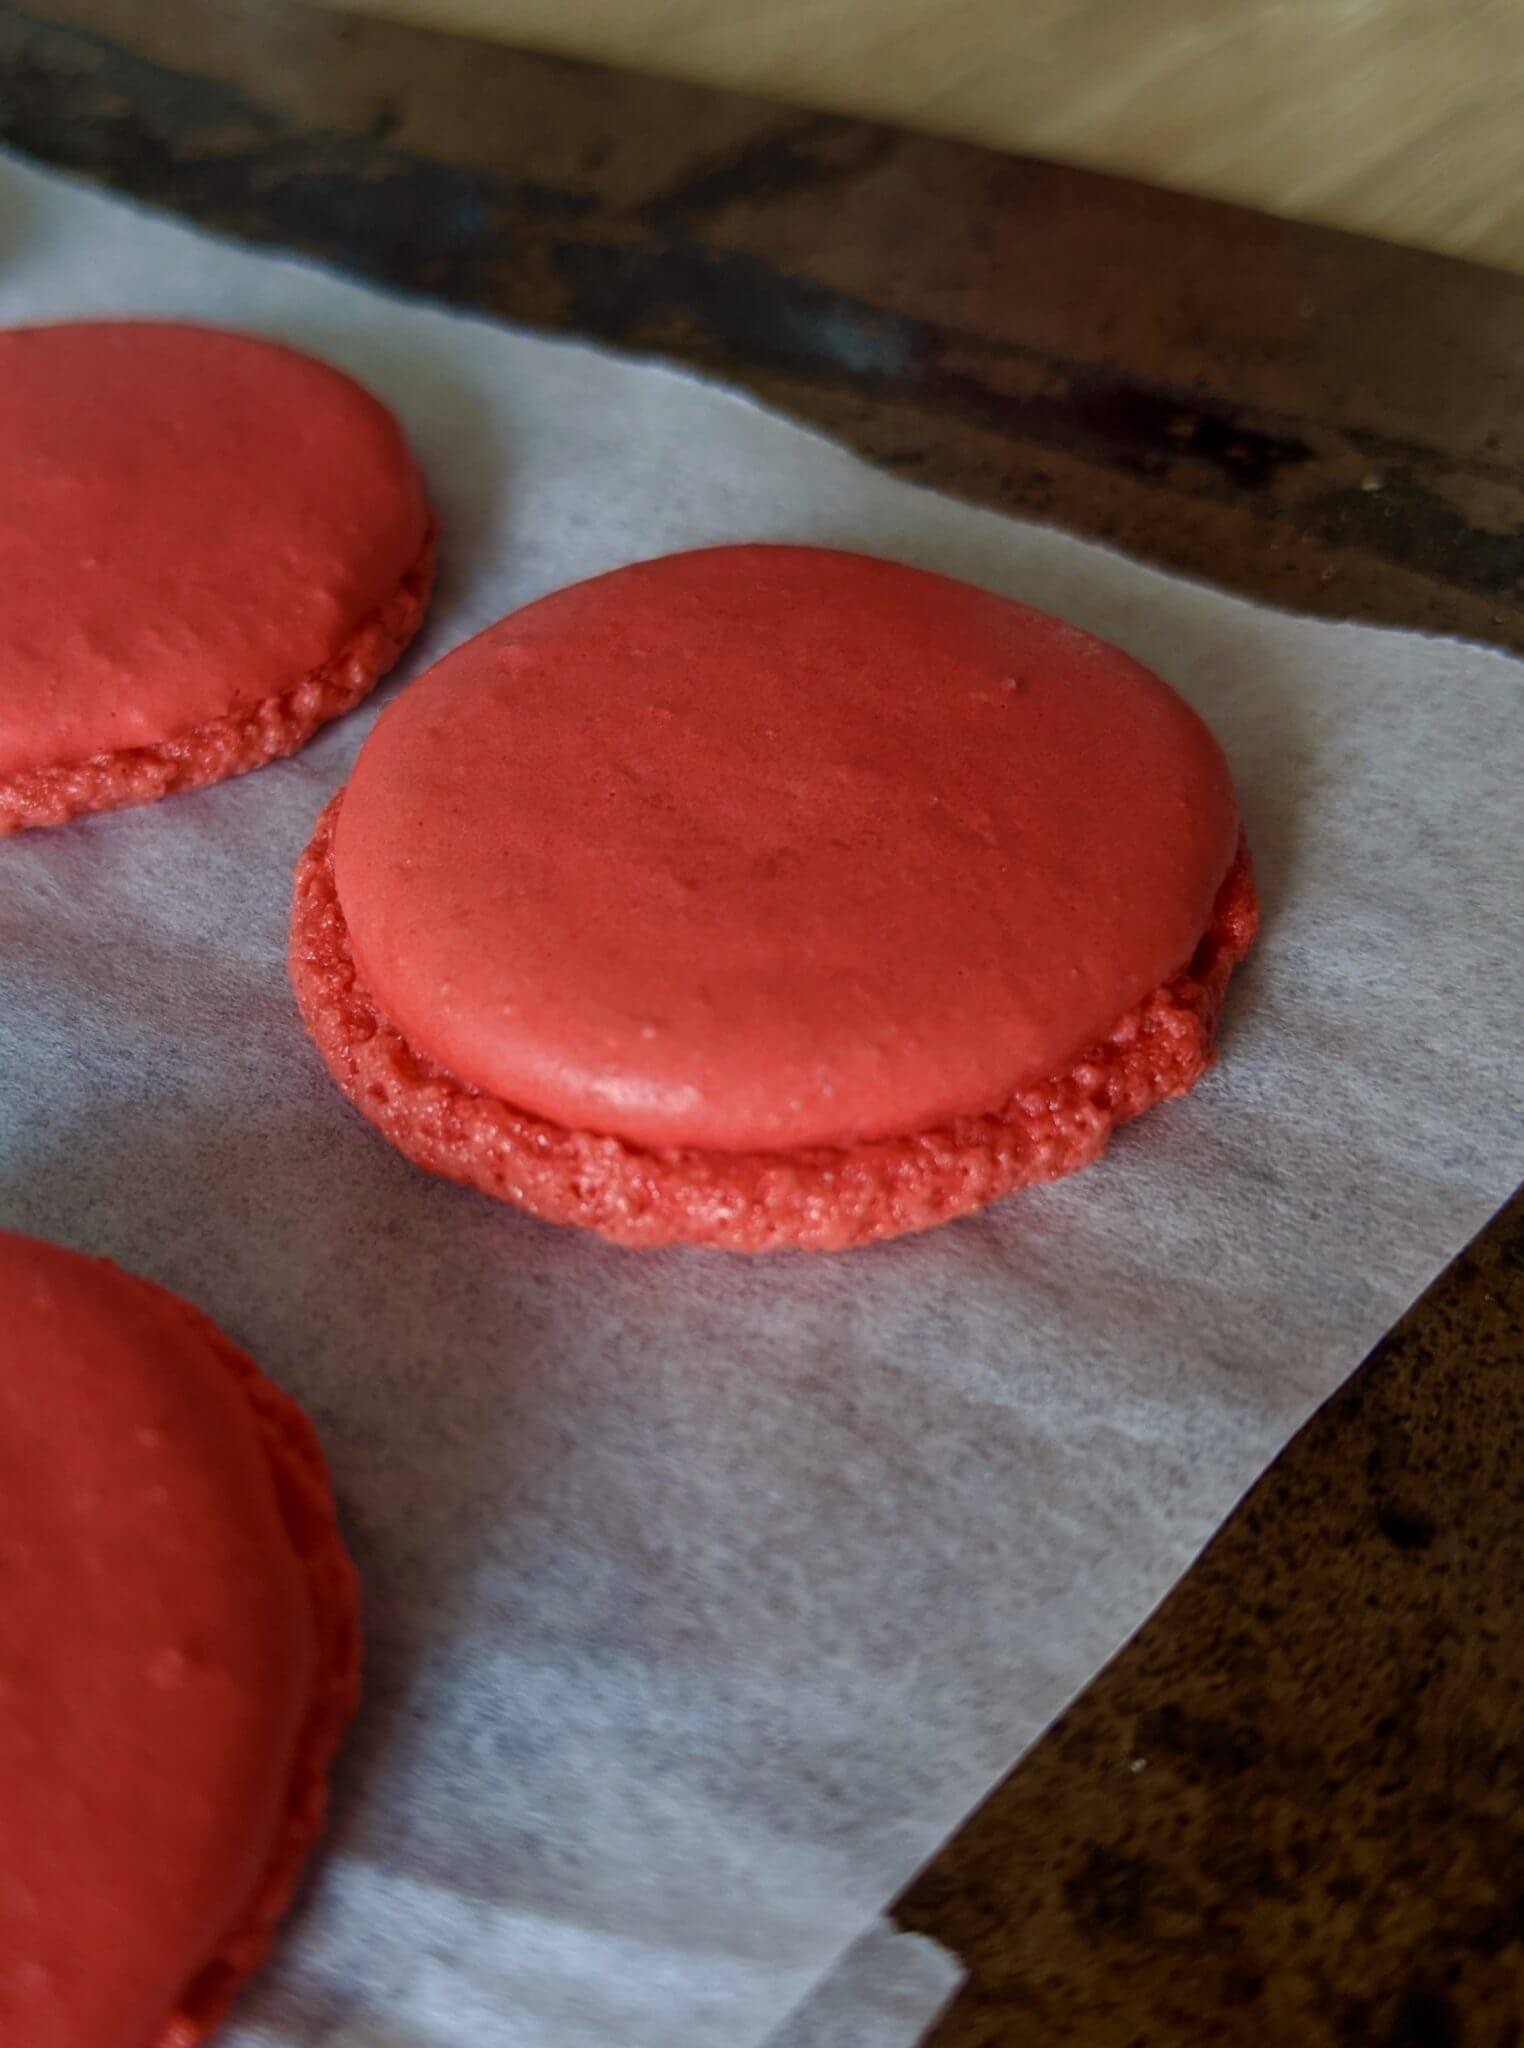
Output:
315,0,1524,275
2,3,1520,2041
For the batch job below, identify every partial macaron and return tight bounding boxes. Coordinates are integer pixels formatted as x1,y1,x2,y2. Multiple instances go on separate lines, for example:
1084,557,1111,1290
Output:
0,1230,361,2047
291,544,1257,1251
0,320,435,834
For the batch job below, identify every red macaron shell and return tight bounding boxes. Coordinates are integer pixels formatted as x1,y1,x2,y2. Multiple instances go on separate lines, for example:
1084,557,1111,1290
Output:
292,801,1257,1250
0,1233,360,2048
0,321,433,831
332,546,1242,1154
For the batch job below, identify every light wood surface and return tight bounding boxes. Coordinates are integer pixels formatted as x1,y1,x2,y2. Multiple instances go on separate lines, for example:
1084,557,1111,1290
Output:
306,0,1524,273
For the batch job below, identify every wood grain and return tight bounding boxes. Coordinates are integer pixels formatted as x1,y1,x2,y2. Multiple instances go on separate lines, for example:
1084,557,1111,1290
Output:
0,4,1520,2043
307,0,1524,273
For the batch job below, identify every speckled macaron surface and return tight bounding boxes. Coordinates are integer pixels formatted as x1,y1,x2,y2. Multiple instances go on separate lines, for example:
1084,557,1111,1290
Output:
0,1230,360,2048
0,320,434,833
292,544,1256,1248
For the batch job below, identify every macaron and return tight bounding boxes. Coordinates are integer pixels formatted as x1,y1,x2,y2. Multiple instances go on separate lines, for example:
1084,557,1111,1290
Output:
0,320,435,834
0,1230,361,2047
291,545,1258,1251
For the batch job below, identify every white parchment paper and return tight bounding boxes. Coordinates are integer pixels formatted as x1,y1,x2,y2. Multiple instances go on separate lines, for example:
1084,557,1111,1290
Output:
1,154,1521,2048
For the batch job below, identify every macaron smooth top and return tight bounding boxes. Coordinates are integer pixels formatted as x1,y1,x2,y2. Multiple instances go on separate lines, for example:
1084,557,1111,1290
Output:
333,544,1241,1153
0,1233,330,2048
0,320,429,778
